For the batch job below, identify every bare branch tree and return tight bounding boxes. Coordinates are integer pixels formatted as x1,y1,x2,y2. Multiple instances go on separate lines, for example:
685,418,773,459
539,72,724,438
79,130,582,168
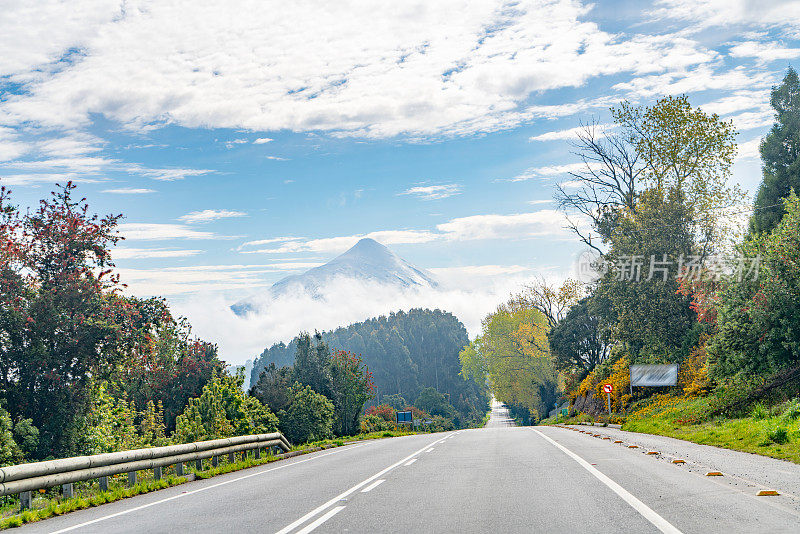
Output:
555,120,644,250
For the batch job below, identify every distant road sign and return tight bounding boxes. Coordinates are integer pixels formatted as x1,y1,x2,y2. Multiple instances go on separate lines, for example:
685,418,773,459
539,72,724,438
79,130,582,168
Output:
396,410,413,424
630,364,678,386
602,384,613,393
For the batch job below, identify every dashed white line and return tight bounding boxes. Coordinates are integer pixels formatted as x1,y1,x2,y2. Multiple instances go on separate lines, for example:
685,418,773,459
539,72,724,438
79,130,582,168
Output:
360,479,385,493
275,433,452,534
533,429,683,534
404,458,417,466
425,448,434,453
295,506,345,534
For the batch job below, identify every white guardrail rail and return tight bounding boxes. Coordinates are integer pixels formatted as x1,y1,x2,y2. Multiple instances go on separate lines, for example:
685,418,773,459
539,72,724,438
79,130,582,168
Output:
0,432,291,508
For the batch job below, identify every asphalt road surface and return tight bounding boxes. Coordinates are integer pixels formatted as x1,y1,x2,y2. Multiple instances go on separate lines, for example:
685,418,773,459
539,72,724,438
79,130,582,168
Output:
20,405,800,533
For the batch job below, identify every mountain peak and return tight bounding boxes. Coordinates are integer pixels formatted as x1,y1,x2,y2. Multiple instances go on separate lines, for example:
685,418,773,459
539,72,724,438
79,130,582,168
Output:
231,239,438,315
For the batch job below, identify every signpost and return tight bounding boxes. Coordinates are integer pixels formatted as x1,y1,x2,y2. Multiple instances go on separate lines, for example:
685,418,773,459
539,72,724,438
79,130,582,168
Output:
396,410,413,425
602,384,613,415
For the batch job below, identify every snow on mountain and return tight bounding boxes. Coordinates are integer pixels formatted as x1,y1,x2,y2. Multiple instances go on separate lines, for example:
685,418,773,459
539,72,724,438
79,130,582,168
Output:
231,238,438,315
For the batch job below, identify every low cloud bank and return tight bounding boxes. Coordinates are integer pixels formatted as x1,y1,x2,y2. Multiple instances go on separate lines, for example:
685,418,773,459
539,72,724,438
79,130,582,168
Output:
172,272,540,366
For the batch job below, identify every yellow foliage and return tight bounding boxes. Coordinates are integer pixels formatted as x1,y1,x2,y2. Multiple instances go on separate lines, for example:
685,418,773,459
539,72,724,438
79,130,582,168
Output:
679,336,711,397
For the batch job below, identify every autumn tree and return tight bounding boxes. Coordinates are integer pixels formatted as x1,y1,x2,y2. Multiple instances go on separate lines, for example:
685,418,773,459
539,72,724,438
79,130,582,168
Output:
460,301,557,423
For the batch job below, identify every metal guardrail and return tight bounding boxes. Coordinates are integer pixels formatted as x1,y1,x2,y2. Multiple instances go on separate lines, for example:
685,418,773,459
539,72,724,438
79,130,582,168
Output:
1,432,291,507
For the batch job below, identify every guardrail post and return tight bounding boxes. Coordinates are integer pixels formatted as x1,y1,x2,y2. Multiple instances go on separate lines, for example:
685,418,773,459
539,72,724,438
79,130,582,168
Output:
153,466,162,481
212,456,219,468
228,452,235,463
254,448,261,459
195,459,202,471
20,491,32,510
128,470,137,487
99,476,108,492
175,462,184,477
62,482,74,499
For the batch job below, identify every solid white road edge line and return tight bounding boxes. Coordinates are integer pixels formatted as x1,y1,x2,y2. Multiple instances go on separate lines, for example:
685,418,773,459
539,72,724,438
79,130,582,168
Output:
275,433,454,534
404,458,417,466
533,430,683,534
48,444,367,534
294,506,345,534
360,479,385,493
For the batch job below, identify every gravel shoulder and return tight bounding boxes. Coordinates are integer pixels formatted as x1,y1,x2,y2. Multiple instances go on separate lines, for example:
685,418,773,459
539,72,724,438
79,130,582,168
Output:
564,424,800,500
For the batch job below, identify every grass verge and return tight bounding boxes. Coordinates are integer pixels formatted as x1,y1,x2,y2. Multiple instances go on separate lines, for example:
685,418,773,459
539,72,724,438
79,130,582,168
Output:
541,394,800,464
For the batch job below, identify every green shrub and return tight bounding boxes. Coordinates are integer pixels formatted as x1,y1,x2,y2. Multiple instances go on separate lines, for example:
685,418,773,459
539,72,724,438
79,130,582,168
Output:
768,426,790,444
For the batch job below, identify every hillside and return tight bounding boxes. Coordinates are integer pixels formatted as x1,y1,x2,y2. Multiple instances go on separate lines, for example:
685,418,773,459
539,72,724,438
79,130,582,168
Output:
250,308,487,425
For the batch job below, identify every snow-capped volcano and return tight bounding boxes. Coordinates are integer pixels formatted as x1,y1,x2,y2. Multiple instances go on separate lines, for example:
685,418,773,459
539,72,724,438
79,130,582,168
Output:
231,238,438,315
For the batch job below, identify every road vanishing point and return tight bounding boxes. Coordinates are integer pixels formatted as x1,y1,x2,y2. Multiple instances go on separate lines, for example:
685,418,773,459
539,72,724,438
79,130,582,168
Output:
20,399,800,533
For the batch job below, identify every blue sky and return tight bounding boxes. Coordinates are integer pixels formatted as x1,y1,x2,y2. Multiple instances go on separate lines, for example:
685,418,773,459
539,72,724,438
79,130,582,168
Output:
1,0,798,362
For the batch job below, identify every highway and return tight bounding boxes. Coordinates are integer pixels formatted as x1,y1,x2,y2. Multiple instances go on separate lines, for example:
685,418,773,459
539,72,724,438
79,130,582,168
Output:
20,402,800,534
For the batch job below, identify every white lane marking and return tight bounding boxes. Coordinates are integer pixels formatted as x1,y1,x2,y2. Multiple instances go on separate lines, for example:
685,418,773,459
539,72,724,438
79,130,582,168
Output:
404,459,417,466
533,430,682,534
48,444,367,534
295,506,345,534
360,479,385,493
425,448,434,452
276,433,453,534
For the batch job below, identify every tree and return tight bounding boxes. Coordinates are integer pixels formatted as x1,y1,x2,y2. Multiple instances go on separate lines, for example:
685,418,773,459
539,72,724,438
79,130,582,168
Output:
174,371,278,443
414,387,457,423
510,278,583,329
328,350,374,436
751,68,800,234
112,297,224,431
710,192,800,377
0,182,128,457
249,362,294,415
278,383,334,444
548,297,610,379
293,332,332,398
461,302,557,422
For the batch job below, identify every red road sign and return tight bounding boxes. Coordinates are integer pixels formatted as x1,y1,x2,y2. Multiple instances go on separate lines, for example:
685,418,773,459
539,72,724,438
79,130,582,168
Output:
602,384,613,393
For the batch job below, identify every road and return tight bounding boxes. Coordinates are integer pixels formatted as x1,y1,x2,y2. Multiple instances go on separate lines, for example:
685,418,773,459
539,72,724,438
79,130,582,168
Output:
20,402,800,533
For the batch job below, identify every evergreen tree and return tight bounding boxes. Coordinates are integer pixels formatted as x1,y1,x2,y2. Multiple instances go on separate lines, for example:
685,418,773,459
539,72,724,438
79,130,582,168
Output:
751,68,800,234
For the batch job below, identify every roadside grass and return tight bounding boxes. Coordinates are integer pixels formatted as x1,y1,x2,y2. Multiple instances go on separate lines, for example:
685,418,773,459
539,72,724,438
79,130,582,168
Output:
542,394,800,464
623,394,800,463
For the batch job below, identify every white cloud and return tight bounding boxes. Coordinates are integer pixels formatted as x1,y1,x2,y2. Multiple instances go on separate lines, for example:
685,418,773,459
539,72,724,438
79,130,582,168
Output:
736,137,762,160
528,124,613,142
0,173,102,185
102,188,156,194
0,1,719,139
729,40,800,62
614,64,774,98
436,210,570,240
113,247,203,259
506,162,588,182
242,209,571,254
178,209,248,224
253,138,273,144
265,156,288,161
651,0,800,30
401,184,462,200
118,223,219,241
167,272,536,363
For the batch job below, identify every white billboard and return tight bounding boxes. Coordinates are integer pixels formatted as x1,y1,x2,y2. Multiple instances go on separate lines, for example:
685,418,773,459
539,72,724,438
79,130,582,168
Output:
630,364,678,387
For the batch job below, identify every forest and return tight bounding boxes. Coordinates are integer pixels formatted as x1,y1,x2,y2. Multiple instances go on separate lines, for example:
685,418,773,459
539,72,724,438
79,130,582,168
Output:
251,309,489,429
